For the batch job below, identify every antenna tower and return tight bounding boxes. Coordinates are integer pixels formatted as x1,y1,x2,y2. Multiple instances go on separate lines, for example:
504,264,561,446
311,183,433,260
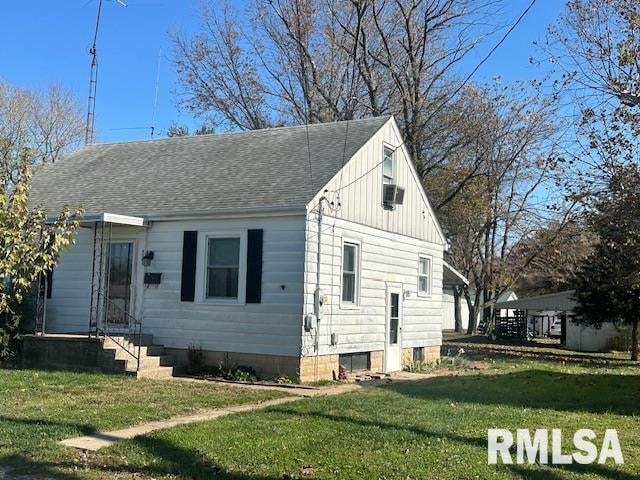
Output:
84,0,127,144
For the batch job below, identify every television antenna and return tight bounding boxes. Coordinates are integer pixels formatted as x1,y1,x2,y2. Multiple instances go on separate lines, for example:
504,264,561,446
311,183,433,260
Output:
84,0,128,144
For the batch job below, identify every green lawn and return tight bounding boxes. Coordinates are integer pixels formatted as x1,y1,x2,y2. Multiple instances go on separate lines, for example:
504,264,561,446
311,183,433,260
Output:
78,358,639,480
2,356,639,480
0,369,287,476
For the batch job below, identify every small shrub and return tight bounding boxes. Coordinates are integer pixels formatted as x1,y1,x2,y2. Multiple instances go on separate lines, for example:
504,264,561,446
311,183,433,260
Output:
404,347,468,372
186,344,204,374
275,374,294,384
405,360,431,372
228,365,258,382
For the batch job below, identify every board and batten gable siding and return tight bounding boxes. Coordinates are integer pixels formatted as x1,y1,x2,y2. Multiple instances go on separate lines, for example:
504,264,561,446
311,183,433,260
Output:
308,117,445,244
45,215,307,357
302,118,446,356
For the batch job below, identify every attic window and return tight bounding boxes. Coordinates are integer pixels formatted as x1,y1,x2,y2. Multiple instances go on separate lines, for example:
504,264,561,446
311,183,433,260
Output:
382,146,395,184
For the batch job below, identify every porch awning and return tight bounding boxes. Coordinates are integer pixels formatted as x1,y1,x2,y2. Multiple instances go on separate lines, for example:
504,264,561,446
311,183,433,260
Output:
79,212,146,227
443,261,469,286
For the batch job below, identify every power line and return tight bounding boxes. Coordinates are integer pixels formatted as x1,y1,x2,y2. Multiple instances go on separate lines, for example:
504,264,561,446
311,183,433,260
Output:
331,0,539,193
427,0,538,124
309,1,539,206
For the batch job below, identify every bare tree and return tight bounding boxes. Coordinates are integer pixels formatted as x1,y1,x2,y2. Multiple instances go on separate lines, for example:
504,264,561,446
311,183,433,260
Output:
544,0,640,107
434,83,574,333
0,82,84,183
172,0,503,190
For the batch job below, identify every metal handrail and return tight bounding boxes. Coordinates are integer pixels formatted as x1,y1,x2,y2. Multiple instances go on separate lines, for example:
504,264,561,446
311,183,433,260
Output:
93,291,143,371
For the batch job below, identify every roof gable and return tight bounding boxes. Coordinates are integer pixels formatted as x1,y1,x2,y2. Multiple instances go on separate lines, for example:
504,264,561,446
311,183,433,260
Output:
307,116,446,245
30,116,390,217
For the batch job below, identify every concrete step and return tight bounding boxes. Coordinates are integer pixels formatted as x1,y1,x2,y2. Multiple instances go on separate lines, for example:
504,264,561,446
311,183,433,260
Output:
103,334,155,348
101,333,175,379
125,354,174,371
108,344,165,361
135,366,175,379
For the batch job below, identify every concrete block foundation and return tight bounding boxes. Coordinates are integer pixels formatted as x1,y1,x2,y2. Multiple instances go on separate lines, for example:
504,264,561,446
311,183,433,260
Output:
21,334,126,374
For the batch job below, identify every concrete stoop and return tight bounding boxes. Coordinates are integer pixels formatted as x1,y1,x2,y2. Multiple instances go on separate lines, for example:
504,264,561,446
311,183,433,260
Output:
102,335,175,379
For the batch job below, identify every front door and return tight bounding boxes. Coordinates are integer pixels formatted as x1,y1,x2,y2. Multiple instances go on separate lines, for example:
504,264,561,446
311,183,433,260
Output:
106,241,134,327
384,285,403,372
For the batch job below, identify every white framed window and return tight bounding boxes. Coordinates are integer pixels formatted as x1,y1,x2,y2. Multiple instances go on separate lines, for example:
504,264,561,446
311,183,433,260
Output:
199,231,247,304
418,255,431,295
341,241,360,305
382,145,395,185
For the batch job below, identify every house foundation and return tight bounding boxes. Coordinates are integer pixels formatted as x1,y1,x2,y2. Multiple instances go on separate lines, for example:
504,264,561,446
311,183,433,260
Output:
21,336,441,383
169,345,441,383
21,334,126,374
165,348,301,380
402,345,441,366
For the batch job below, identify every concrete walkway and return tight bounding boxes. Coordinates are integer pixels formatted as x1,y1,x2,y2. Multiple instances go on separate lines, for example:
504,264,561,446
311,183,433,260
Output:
60,382,364,451
60,396,302,451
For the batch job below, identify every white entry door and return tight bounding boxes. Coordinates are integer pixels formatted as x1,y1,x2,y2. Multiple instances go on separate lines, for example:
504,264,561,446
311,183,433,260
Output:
384,284,403,372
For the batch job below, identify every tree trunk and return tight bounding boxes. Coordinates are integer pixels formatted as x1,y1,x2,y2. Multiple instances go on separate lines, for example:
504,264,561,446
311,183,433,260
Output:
465,288,477,334
632,319,639,361
453,286,463,333
482,292,494,335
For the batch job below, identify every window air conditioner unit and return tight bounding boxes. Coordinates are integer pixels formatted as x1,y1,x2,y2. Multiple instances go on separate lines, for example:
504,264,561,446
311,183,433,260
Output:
383,184,405,209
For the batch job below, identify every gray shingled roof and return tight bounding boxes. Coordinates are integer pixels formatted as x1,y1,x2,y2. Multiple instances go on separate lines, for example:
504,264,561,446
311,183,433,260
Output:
30,116,390,217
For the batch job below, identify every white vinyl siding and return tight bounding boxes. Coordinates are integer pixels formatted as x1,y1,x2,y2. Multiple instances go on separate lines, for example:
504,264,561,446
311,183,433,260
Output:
45,215,306,357
303,216,443,356
42,227,94,333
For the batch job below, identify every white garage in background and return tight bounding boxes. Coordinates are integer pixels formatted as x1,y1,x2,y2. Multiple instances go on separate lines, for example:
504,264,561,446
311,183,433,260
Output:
494,290,620,352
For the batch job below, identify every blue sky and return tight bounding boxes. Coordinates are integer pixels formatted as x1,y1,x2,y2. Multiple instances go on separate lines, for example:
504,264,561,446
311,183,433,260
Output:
0,0,566,143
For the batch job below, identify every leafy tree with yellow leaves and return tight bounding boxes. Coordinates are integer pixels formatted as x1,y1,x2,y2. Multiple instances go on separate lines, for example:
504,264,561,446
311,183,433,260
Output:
0,149,80,360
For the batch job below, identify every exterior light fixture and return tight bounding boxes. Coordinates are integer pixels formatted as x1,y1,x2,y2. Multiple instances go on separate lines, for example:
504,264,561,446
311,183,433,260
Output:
141,250,154,266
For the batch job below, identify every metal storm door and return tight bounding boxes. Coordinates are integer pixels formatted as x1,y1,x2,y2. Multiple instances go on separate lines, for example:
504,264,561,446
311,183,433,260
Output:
106,241,134,327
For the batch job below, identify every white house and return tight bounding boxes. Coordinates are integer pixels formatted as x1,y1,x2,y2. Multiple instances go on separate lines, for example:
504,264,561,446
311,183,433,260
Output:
27,116,454,382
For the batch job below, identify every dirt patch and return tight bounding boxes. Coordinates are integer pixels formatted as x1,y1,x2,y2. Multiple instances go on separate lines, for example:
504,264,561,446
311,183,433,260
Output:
444,339,636,366
467,361,490,370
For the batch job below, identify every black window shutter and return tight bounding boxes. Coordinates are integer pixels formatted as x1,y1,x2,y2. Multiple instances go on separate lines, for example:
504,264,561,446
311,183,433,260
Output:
246,229,263,303
181,231,198,302
46,270,53,298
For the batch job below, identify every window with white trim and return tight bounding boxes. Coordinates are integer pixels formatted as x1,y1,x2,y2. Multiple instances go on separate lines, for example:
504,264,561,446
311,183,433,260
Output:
207,237,241,299
382,146,395,185
418,255,431,294
342,242,359,304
